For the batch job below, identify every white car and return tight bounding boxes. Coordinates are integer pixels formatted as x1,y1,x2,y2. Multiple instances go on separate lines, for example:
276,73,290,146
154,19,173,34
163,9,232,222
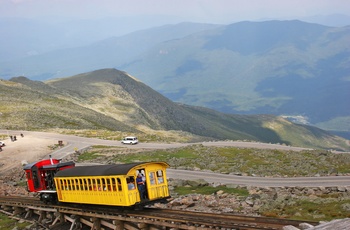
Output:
0,141,5,147
121,137,138,145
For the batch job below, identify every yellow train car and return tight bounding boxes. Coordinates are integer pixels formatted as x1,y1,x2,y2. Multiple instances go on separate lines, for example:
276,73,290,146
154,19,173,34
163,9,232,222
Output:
54,162,170,207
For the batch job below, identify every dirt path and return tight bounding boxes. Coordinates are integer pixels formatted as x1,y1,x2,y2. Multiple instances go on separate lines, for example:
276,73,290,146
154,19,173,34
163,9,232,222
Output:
0,133,61,176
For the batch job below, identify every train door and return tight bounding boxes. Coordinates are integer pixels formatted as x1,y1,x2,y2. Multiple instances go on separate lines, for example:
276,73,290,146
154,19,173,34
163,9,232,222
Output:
31,166,41,190
45,170,56,189
136,168,148,200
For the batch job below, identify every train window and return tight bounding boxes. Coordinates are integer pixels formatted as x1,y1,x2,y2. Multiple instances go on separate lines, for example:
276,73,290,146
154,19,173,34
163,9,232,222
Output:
97,178,102,191
81,179,85,190
94,179,98,191
109,178,113,191
157,170,163,177
95,178,102,191
46,171,55,189
149,172,156,185
105,178,110,191
157,170,164,184
101,178,107,191
74,179,78,190
32,171,39,189
90,179,94,191
64,179,69,190
85,179,89,190
70,179,74,190
92,179,99,191
117,178,122,191
90,179,93,191
111,178,116,191
79,179,83,190
92,179,97,191
127,176,135,190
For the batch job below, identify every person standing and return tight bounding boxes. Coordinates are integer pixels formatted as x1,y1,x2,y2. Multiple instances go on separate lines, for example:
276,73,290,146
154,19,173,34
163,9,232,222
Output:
136,173,146,200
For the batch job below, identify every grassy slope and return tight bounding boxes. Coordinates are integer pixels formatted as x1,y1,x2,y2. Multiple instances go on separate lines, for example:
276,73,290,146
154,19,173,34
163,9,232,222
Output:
1,69,349,151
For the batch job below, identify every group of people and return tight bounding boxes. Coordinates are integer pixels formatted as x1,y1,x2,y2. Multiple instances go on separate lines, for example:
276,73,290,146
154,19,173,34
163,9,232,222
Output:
126,172,148,201
0,133,24,151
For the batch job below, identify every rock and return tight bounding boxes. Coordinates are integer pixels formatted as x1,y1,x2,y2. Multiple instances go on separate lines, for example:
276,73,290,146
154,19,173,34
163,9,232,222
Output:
341,203,350,212
298,222,315,229
186,179,208,187
206,199,218,207
282,225,300,230
245,197,254,206
168,179,186,187
225,184,239,189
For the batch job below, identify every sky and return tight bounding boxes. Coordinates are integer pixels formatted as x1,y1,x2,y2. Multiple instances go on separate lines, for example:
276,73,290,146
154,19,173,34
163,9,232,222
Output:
1,0,350,25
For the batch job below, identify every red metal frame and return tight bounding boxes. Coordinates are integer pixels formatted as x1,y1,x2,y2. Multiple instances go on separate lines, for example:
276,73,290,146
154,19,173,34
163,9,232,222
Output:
23,157,75,192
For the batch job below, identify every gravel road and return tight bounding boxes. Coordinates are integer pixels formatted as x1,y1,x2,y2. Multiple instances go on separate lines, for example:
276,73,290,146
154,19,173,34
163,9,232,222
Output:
1,130,349,187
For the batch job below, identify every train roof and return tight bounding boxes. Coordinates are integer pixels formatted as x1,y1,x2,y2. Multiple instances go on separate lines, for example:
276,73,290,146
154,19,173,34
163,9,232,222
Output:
55,162,169,177
23,160,74,170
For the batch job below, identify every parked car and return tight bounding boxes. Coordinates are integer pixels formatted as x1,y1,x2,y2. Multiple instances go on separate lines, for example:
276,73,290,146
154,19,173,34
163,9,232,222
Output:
121,136,138,145
0,141,5,147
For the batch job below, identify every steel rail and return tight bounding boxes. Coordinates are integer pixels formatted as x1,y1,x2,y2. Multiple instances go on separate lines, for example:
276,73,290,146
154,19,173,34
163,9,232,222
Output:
0,196,318,229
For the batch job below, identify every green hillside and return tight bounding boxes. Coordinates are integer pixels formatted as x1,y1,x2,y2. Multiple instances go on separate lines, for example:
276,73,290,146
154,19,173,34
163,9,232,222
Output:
1,69,349,151
0,77,137,132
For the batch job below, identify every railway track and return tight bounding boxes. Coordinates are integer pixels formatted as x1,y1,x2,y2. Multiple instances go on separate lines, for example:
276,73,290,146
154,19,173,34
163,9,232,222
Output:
0,196,318,229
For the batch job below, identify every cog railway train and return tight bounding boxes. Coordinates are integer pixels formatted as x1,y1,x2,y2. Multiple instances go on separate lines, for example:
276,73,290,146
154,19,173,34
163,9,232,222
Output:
23,156,170,207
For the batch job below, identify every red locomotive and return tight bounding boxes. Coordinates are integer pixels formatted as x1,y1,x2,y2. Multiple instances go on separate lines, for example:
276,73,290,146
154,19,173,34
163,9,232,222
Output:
23,155,75,202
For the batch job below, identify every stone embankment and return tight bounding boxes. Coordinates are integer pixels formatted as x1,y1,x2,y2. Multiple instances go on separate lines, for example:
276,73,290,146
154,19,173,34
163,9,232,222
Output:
162,179,350,215
155,179,350,229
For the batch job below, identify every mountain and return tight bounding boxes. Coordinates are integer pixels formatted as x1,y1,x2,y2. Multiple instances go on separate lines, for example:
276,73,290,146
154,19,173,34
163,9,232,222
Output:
0,20,349,134
0,16,201,62
0,68,349,151
0,22,221,80
121,20,350,133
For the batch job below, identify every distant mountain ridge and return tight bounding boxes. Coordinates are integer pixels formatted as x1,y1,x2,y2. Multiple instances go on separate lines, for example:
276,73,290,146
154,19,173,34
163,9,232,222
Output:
0,20,349,134
121,20,350,133
1,69,349,151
